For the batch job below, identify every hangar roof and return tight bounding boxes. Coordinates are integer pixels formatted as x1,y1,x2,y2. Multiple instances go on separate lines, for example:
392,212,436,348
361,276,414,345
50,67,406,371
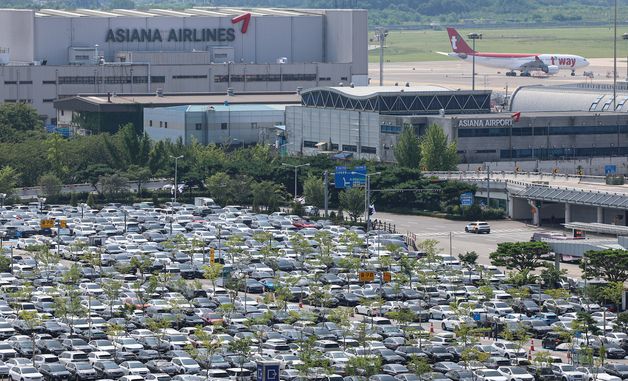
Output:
34,7,318,18
328,85,453,97
54,91,301,113
510,83,628,113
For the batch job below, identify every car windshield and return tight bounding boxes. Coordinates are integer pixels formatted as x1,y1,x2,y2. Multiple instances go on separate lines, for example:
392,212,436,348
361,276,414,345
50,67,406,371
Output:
75,363,92,370
561,366,575,372
510,368,527,374
22,367,37,373
482,371,501,376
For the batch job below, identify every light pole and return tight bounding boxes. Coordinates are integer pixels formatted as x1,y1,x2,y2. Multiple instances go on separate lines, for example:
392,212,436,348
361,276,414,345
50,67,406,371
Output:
170,155,183,204
282,163,310,200
375,28,388,86
623,33,628,82
37,197,46,214
467,32,482,90
0,193,5,208
351,171,381,247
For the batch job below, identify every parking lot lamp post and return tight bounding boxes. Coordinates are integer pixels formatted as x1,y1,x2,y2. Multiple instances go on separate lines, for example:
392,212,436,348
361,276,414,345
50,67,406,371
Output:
170,155,183,204
0,193,5,208
0,232,5,251
351,171,381,248
38,197,46,214
467,33,482,90
282,163,310,200
623,33,628,81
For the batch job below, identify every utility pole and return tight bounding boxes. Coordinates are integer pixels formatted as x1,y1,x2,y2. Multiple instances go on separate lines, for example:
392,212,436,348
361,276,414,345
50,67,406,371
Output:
170,155,183,204
486,164,491,208
282,163,310,200
614,0,618,110
376,28,388,86
323,171,329,218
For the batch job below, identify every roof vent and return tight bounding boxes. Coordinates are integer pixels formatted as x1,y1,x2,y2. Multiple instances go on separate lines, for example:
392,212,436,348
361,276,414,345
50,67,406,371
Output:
156,88,163,97
296,87,303,94
227,88,234,96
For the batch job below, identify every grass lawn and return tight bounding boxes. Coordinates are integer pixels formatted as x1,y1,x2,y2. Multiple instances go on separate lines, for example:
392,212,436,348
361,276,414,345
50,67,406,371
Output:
368,27,620,62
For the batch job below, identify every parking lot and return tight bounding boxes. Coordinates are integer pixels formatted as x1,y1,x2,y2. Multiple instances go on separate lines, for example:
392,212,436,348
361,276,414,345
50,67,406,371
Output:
0,200,625,381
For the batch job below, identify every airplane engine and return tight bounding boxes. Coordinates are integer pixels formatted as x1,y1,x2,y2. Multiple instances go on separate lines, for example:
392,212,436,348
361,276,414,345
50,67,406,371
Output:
545,65,559,75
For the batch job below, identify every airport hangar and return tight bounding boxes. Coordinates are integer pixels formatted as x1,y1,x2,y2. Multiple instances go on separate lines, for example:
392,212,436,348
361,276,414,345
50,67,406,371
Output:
0,7,367,124
284,85,628,168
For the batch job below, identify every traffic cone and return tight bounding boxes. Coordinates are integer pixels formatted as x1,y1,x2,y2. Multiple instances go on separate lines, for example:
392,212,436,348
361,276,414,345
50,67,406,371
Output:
430,323,434,333
299,302,303,308
528,351,532,361
530,339,535,352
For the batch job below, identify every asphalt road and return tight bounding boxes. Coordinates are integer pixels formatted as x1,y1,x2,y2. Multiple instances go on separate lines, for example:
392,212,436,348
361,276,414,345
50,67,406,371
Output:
375,212,585,277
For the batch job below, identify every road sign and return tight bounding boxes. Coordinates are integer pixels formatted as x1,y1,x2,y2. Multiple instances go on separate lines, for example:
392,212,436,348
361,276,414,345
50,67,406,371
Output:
335,165,367,189
40,219,54,229
265,364,279,381
59,220,67,229
382,271,391,283
460,192,473,206
210,248,215,264
605,165,617,175
359,271,375,282
257,362,280,381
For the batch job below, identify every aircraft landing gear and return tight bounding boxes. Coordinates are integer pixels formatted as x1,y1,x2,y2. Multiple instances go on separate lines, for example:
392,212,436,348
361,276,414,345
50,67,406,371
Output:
506,71,516,77
520,72,531,77
571,70,576,76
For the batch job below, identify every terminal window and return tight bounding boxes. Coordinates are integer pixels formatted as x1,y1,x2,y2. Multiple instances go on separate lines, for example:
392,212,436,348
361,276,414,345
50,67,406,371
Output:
362,146,377,154
195,123,202,130
342,144,357,152
149,120,153,127
303,141,318,148
221,123,228,130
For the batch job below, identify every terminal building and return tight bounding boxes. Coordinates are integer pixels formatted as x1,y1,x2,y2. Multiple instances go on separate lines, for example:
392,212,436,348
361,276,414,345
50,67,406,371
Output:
0,7,367,123
284,85,628,167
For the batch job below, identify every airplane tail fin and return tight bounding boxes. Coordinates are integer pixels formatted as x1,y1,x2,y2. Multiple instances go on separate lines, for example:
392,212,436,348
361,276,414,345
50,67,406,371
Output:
447,27,475,54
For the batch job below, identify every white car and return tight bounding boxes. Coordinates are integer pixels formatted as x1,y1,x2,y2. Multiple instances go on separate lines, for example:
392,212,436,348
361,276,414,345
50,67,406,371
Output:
119,361,150,376
605,332,627,346
9,365,43,381
429,305,454,320
441,316,474,331
551,364,586,381
576,367,622,381
491,342,527,359
484,302,514,316
474,368,508,381
497,366,535,381
171,357,201,374
113,337,143,353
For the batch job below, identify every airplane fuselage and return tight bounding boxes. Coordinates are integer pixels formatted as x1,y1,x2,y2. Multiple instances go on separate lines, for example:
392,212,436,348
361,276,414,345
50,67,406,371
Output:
449,52,589,72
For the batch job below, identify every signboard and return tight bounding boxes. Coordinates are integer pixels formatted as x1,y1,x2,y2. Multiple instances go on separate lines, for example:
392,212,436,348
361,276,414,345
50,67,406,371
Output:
382,272,392,283
605,165,617,175
460,192,474,206
257,362,279,381
359,271,375,282
59,220,67,229
210,248,215,264
335,165,367,189
40,219,54,229
457,118,513,128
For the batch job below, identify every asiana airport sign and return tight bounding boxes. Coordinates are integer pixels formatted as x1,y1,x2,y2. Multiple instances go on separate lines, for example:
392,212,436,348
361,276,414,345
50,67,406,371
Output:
105,12,251,43
457,118,513,128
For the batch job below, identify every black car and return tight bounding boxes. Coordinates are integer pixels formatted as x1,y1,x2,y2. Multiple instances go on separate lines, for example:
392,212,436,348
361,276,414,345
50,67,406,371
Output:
65,362,97,381
146,359,179,376
38,362,72,381
37,339,65,355
541,333,564,350
446,370,475,381
336,292,361,307
93,360,124,379
604,364,628,379
514,300,541,315
423,347,455,363
432,362,463,374
521,320,552,338
394,346,428,360
526,366,557,381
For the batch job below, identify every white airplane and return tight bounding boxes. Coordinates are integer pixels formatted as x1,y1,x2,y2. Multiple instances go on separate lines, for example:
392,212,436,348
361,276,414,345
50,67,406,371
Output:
438,28,589,77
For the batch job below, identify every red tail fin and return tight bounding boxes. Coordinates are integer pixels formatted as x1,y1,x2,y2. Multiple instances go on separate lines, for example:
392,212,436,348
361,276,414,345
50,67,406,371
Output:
447,27,475,54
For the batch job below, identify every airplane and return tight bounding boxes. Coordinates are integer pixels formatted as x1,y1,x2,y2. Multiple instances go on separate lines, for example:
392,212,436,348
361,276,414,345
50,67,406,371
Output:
437,27,589,77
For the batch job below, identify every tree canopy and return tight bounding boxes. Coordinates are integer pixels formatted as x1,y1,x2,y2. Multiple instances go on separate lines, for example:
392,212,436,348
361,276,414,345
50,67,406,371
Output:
394,126,421,168
581,249,628,282
490,241,551,272
420,124,458,171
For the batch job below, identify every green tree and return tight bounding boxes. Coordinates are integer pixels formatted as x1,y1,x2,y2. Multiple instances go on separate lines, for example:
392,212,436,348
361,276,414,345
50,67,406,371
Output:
0,166,18,196
38,173,63,198
203,263,224,292
125,164,152,194
303,175,325,208
339,187,365,222
408,356,431,377
420,124,458,171
346,355,382,377
571,312,600,346
0,103,42,133
100,174,129,198
18,310,45,364
490,241,550,282
581,249,628,282
394,125,421,168
228,338,252,373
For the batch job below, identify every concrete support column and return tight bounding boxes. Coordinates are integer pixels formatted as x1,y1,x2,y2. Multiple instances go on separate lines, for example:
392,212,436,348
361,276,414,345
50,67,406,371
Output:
565,203,571,224
508,196,514,219
597,207,604,223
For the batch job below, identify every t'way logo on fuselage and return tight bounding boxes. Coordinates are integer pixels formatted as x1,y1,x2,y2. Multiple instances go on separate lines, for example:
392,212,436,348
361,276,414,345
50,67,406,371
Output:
549,56,576,67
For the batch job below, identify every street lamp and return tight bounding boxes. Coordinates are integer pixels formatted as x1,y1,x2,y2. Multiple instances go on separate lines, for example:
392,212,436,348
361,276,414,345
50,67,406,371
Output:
282,163,311,200
467,32,482,90
169,155,183,204
623,33,628,82
0,193,5,208
350,171,381,246
37,197,46,214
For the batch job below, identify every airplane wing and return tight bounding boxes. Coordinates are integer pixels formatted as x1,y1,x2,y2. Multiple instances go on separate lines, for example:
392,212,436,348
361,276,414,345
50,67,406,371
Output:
436,51,467,59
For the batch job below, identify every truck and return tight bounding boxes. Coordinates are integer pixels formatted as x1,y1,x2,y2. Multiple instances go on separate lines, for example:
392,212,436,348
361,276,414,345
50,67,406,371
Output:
194,197,216,207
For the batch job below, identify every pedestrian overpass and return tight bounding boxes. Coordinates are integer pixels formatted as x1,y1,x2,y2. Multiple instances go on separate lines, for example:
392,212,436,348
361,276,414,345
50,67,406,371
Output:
425,171,628,226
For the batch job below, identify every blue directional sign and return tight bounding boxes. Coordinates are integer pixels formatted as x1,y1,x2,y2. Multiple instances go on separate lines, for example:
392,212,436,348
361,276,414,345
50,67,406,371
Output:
265,364,280,381
257,362,280,381
335,166,367,189
460,192,474,206
605,165,617,175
